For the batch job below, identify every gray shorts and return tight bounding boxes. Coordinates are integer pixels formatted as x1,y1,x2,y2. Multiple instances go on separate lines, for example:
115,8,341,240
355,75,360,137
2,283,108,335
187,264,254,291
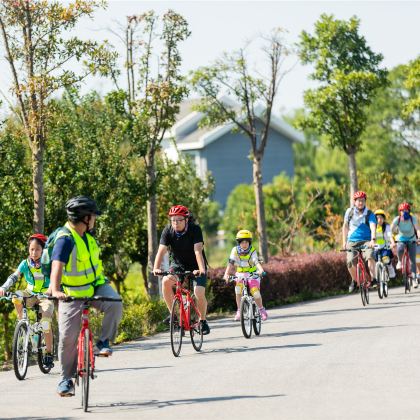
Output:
346,241,374,268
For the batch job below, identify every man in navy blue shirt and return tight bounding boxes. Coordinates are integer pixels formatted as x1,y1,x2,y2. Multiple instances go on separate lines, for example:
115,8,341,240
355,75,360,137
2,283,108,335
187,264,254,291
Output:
342,191,377,292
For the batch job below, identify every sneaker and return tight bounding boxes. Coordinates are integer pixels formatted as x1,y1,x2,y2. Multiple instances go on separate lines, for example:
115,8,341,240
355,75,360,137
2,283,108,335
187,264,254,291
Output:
259,307,268,321
349,281,355,293
57,379,75,397
234,310,241,321
413,276,418,288
371,278,378,288
95,339,112,357
200,320,210,335
396,261,402,270
43,353,54,368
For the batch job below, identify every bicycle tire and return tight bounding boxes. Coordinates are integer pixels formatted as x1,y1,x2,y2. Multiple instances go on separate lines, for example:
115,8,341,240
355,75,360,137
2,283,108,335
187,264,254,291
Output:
252,302,262,336
170,298,183,357
37,331,53,374
189,297,203,352
81,329,90,412
364,284,369,305
240,298,252,338
377,265,384,299
383,266,389,298
357,266,366,306
404,273,410,293
12,321,29,380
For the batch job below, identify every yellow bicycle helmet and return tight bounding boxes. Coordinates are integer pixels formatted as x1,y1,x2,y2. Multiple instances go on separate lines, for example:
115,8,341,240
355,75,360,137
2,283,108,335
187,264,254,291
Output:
374,209,386,219
236,229,253,243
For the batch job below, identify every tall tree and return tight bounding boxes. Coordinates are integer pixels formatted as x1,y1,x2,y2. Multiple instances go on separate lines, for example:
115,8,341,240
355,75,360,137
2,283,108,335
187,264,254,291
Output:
0,0,116,232
191,30,289,261
123,11,190,296
298,14,388,202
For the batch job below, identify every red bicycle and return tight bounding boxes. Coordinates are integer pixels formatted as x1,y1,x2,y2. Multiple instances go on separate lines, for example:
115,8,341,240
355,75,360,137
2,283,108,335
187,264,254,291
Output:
54,296,122,412
396,241,418,294
342,246,372,306
161,271,203,357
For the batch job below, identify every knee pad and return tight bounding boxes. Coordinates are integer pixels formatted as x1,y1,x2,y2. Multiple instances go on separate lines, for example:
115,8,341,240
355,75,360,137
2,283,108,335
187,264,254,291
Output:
251,288,261,299
41,317,52,332
235,284,243,295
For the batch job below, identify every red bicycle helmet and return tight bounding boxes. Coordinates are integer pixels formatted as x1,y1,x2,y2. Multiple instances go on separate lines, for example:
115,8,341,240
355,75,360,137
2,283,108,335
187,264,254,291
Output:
168,205,189,218
398,202,411,212
353,191,367,200
29,233,48,245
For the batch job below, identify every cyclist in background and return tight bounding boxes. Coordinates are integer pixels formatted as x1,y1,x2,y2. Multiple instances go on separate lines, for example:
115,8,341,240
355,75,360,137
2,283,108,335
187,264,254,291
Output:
342,191,377,293
223,230,268,321
153,205,210,335
49,196,122,397
0,234,54,368
390,202,420,286
373,209,396,279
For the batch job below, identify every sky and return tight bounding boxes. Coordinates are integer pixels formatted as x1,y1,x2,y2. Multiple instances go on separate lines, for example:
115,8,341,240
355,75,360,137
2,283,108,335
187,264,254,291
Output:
1,1,419,116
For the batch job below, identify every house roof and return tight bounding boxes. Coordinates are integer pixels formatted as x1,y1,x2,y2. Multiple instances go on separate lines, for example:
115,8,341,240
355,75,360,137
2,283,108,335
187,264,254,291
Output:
166,97,304,151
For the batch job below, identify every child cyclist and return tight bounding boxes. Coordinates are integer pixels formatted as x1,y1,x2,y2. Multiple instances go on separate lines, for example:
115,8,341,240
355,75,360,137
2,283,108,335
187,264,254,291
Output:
0,234,54,367
373,209,396,279
223,230,268,321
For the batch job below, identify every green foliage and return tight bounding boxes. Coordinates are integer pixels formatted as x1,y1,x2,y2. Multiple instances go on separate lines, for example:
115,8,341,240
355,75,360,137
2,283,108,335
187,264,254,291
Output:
221,174,347,255
402,55,420,118
298,14,388,154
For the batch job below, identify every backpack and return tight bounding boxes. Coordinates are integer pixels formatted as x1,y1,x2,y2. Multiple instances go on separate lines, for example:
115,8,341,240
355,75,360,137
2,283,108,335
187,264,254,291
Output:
346,208,373,226
397,214,418,237
41,226,73,279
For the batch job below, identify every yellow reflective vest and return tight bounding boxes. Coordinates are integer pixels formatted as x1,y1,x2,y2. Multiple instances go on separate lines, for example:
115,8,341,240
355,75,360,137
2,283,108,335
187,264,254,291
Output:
236,245,257,273
24,261,49,293
61,222,106,297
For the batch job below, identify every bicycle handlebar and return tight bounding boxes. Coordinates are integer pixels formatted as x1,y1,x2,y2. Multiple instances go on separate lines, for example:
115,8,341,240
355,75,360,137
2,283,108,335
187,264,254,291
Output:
0,291,50,301
156,271,196,277
47,295,122,302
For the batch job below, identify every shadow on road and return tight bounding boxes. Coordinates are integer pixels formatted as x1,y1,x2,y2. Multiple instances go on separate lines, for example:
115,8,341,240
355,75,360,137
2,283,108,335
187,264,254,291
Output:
91,393,285,412
96,365,173,373
202,343,321,354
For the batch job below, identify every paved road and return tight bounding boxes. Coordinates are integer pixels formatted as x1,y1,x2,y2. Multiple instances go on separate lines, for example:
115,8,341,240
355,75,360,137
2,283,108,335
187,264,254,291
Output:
1,285,420,420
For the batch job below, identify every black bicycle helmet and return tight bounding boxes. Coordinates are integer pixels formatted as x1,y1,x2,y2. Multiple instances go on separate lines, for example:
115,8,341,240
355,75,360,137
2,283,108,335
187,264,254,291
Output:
65,196,101,222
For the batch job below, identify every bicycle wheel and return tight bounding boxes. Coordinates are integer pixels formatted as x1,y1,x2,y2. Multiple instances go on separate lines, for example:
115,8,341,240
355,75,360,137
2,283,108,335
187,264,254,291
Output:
252,302,262,336
12,321,29,380
170,298,183,357
364,284,369,305
404,273,410,293
383,267,389,297
81,329,90,412
189,298,203,352
37,331,53,374
377,265,384,299
240,298,253,338
357,266,366,306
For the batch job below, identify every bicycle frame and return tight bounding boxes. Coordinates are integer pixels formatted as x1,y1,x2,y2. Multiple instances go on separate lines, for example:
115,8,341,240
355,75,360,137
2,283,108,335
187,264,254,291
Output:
354,250,371,288
77,302,95,381
173,275,201,331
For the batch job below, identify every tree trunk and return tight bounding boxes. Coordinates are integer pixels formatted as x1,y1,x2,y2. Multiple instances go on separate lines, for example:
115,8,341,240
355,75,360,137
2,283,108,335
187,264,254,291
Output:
32,142,45,233
347,150,358,206
145,154,159,297
141,264,148,295
252,156,268,262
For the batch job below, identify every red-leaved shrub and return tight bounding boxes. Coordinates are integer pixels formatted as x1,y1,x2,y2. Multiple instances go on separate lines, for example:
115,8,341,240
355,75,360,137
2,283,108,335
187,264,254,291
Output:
207,251,350,312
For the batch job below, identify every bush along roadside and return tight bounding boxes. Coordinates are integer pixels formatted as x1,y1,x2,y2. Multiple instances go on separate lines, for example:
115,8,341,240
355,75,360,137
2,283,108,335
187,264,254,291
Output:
207,251,351,312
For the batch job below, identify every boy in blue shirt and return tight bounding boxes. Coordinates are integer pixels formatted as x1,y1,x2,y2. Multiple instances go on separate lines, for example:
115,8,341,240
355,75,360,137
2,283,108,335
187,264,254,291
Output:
342,191,377,292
